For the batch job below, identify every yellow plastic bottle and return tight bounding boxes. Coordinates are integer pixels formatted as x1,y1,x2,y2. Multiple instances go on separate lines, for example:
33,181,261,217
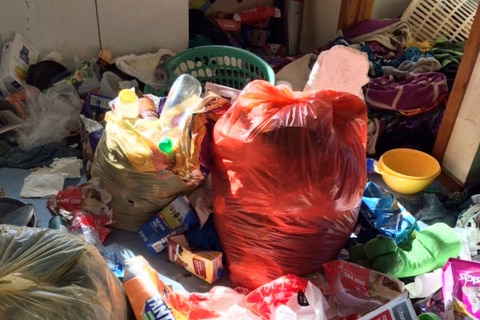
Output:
114,88,139,119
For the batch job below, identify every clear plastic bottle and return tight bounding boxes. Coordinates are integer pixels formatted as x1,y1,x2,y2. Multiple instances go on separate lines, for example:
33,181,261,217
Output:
70,212,123,278
114,88,139,118
70,212,105,250
158,74,202,154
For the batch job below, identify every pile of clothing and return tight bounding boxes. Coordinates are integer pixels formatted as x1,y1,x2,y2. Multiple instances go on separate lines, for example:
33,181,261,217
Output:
276,18,466,157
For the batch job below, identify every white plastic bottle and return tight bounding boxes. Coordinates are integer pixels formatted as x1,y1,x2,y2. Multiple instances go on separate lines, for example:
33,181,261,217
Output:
114,88,140,118
157,74,202,154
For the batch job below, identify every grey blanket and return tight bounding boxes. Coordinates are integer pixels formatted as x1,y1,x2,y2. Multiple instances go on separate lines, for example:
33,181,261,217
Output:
0,138,81,169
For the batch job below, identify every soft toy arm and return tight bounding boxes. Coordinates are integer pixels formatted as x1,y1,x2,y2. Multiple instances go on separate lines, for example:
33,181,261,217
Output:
349,222,461,279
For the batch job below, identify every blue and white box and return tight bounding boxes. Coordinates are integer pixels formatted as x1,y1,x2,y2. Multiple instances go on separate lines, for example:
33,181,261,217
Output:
138,195,198,255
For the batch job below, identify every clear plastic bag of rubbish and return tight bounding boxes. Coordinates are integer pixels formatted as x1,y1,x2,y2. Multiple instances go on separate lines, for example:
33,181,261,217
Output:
91,91,227,232
0,225,127,320
15,84,83,150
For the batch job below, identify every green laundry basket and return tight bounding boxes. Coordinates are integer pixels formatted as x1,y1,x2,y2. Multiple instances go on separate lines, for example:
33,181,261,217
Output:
145,45,276,96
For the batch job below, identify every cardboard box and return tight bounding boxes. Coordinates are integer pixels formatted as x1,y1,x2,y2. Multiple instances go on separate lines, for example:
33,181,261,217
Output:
359,292,417,320
215,18,242,32
213,12,241,33
137,196,198,255
0,110,23,134
167,234,223,284
0,33,39,97
81,91,111,122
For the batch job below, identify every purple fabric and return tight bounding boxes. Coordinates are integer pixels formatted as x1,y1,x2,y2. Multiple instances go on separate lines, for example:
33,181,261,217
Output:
364,41,395,57
364,72,448,112
343,18,400,39
373,106,446,157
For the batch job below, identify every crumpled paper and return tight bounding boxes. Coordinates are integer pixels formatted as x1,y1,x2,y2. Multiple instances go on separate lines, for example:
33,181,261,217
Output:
20,157,83,198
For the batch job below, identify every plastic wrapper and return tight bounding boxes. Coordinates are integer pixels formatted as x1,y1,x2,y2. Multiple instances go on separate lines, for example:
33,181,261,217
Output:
47,177,113,242
357,180,418,244
123,256,327,320
414,288,445,319
212,80,367,289
0,225,127,320
456,194,480,256
245,274,329,319
167,274,328,320
442,258,480,319
14,84,83,150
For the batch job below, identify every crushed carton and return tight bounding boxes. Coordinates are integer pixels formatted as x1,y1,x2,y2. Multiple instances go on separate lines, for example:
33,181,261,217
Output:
359,292,417,320
167,234,223,284
138,196,198,255
0,33,39,97
322,259,407,318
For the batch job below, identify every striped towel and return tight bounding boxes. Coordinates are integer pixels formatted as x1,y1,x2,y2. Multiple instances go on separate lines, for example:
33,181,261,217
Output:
364,72,448,113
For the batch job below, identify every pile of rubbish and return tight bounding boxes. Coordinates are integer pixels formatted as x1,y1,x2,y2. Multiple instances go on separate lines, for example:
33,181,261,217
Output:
1,30,480,320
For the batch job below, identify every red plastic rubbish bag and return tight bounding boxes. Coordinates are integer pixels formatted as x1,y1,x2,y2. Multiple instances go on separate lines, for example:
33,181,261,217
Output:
212,80,367,289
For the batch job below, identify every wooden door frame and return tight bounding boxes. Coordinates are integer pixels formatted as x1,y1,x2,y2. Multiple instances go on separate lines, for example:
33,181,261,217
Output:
337,0,375,32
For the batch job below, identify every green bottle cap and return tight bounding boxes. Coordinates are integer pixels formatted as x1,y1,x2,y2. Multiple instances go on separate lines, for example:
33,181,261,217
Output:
158,137,173,154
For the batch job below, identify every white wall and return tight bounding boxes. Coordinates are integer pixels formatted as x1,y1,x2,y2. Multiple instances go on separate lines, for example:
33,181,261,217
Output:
442,53,480,184
371,0,411,19
96,0,188,60
0,1,99,69
0,0,188,69
299,0,341,53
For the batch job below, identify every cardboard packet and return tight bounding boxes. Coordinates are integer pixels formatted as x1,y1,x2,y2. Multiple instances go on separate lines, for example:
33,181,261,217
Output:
138,196,198,255
167,234,223,284
359,292,417,320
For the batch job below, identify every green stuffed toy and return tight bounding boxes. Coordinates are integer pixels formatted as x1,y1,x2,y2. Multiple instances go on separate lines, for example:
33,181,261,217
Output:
349,222,462,278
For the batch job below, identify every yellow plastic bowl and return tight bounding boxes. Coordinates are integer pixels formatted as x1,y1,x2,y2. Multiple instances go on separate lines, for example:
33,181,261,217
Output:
375,148,441,194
